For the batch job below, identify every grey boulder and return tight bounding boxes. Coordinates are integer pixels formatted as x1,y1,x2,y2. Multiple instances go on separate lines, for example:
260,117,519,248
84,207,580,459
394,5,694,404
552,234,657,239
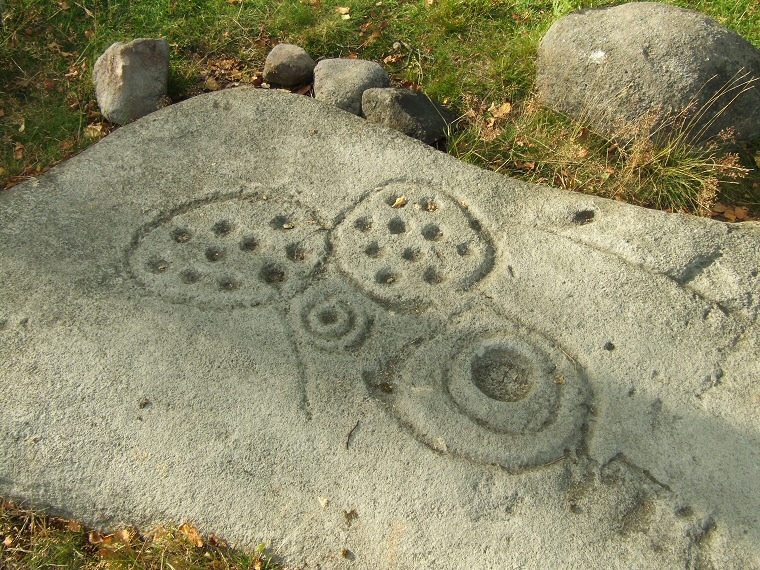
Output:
262,43,316,87
537,2,760,143
314,58,390,115
93,38,170,125
362,88,455,144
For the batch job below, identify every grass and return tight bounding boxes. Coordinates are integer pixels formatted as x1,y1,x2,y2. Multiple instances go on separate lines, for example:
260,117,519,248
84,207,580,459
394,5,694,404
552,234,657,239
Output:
1,0,759,218
1,499,278,569
0,0,759,564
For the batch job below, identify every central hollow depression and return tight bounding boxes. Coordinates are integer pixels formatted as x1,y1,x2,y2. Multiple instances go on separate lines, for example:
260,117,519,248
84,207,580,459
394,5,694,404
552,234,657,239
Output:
470,345,533,402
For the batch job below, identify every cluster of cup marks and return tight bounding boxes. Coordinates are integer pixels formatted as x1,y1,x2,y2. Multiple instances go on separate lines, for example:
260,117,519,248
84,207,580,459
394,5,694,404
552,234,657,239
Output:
351,193,468,287
146,210,312,293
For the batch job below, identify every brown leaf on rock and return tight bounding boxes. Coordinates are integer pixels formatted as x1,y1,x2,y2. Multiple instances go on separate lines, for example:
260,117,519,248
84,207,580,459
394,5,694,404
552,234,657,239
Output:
179,522,204,547
734,207,748,220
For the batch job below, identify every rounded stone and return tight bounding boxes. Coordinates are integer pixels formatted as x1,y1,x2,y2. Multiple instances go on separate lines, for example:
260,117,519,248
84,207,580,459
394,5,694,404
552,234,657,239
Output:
537,2,760,143
361,88,455,144
313,59,390,116
262,43,316,87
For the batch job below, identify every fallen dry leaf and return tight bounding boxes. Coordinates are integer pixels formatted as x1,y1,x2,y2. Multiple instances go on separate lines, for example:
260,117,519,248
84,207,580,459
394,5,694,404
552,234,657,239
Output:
204,77,220,91
711,202,727,213
13,142,24,160
18,118,25,133
179,522,204,548
341,13,351,19
208,533,227,548
383,53,404,64
723,207,736,222
89,531,106,544
3,535,13,547
85,30,94,39
66,520,82,532
43,78,57,90
114,528,133,544
335,6,350,14
577,147,589,158
59,139,75,151
84,123,103,138
391,195,407,208
734,207,749,220
152,525,170,542
489,101,512,118
0,167,9,177
0,108,5,117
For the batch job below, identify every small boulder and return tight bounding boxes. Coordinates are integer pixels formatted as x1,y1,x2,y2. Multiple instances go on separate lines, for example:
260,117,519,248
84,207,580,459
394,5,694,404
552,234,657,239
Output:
93,38,170,125
536,2,760,143
362,88,455,144
314,59,390,116
262,44,316,87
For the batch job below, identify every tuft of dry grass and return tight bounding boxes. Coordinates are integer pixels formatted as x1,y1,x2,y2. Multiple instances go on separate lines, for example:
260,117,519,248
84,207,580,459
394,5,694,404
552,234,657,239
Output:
0,499,277,570
448,87,754,217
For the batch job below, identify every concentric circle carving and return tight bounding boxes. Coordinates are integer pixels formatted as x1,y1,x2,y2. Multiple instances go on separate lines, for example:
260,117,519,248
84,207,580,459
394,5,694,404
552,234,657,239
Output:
290,281,373,352
384,313,590,470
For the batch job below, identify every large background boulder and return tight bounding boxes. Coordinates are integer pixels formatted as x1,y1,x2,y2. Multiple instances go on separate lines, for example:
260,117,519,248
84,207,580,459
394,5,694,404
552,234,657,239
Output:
536,2,760,143
93,38,170,125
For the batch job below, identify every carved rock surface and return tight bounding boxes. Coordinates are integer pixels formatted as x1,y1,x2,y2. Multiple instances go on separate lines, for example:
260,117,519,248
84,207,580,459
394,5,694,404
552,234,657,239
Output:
1,88,759,569
262,43,315,87
537,2,760,143
93,38,170,125
362,88,455,144
313,58,390,115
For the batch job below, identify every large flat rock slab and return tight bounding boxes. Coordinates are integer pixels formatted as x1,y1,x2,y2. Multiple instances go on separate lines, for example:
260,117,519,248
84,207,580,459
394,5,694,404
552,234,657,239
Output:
1,88,759,569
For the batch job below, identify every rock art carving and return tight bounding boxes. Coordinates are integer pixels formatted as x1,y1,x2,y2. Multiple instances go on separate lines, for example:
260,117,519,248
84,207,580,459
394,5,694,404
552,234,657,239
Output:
128,195,329,308
379,307,590,470
289,280,373,352
334,181,496,308
127,183,590,471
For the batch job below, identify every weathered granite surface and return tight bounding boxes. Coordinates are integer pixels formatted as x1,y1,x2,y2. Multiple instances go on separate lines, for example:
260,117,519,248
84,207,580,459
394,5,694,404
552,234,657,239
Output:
1,87,758,569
